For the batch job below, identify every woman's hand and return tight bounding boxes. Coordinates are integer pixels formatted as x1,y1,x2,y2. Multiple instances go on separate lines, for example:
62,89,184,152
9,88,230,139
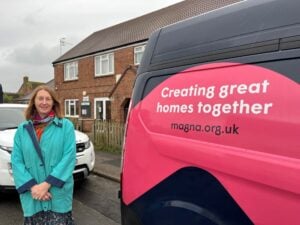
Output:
31,182,52,201
41,191,52,201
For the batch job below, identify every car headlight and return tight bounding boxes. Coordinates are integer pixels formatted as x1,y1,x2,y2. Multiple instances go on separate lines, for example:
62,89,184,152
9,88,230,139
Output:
76,140,91,153
0,145,13,154
84,140,91,149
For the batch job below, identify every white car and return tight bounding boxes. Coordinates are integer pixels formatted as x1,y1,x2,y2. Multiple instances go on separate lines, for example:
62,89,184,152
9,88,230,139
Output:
0,103,95,190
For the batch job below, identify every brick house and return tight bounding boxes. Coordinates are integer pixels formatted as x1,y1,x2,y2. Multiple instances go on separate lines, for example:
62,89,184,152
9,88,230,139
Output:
52,0,240,132
16,78,54,104
6,76,45,104
17,76,44,96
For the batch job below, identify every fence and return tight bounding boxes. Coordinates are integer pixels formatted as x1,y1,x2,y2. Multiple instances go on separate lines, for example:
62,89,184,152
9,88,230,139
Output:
93,120,125,152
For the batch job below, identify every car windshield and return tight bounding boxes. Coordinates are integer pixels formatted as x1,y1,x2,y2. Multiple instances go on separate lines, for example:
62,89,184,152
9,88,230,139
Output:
0,107,26,130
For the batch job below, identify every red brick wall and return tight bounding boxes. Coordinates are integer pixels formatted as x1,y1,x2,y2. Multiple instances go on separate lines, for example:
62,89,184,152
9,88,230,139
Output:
54,45,137,131
111,67,136,122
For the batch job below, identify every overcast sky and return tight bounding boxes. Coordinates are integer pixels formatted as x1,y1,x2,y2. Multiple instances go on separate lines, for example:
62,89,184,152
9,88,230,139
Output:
0,0,182,93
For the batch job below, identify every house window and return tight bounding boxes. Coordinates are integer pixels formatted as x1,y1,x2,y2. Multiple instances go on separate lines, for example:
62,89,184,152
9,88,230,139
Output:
65,99,79,117
134,45,146,65
94,98,111,120
64,61,78,81
95,53,114,76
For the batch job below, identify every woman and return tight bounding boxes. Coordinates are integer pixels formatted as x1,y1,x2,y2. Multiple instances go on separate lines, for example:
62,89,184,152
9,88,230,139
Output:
11,85,76,225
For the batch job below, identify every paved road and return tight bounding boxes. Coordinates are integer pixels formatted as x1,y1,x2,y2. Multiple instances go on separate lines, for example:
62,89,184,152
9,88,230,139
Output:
73,174,121,225
0,175,121,225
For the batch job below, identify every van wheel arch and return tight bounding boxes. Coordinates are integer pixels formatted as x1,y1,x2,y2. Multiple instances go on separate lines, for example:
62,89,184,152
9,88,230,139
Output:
122,167,253,225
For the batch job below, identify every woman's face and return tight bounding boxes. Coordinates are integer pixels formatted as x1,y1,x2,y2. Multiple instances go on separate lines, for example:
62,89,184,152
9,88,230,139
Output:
34,89,53,118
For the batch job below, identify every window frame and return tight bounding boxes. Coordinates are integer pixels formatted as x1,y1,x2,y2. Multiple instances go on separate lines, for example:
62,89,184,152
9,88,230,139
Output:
64,61,78,81
134,45,146,65
95,53,114,77
64,99,79,117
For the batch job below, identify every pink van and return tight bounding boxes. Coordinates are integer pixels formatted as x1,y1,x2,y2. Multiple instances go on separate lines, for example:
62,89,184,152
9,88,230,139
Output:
121,0,300,224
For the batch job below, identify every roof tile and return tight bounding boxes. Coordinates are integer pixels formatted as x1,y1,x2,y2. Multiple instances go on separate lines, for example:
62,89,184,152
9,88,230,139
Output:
53,0,241,64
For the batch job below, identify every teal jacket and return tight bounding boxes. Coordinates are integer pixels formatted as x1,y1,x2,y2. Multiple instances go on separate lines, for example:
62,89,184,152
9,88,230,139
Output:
11,117,76,217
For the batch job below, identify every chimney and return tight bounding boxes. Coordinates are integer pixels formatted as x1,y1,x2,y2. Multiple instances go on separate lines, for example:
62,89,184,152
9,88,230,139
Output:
23,76,29,83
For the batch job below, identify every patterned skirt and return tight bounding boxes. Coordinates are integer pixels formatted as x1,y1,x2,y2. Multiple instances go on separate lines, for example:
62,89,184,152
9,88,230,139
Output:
23,211,75,225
